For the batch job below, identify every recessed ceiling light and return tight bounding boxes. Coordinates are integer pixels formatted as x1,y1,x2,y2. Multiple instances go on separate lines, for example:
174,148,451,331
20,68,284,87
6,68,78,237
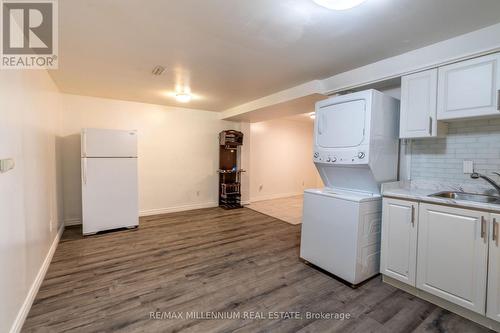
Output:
175,93,192,103
312,0,367,10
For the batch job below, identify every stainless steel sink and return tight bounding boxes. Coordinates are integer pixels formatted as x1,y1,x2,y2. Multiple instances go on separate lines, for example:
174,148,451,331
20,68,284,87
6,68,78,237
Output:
429,191,500,205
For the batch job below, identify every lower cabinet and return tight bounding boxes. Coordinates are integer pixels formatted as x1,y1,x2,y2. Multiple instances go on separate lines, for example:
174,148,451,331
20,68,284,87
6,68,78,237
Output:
417,203,488,314
381,200,500,322
488,213,500,321
380,198,418,285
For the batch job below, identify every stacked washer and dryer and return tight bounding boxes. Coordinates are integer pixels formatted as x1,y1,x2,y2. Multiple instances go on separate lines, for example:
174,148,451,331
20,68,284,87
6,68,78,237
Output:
300,89,400,286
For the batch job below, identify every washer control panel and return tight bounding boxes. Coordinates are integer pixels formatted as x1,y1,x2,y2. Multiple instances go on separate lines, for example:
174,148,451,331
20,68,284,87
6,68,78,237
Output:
313,150,367,164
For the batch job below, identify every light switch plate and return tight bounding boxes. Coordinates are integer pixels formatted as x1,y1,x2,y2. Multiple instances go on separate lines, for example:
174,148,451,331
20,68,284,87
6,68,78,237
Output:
0,158,15,173
463,160,474,174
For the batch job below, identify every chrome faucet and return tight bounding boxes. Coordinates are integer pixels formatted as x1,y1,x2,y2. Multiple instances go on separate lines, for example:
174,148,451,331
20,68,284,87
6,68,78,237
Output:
471,172,500,196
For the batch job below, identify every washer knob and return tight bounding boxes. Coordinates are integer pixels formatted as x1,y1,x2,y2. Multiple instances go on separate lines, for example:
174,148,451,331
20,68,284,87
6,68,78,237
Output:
326,157,331,162
332,157,337,162
358,152,365,159
314,152,319,158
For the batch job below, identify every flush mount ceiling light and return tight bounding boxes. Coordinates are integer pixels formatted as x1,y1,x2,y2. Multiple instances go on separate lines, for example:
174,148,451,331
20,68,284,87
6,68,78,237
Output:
312,0,367,10
175,93,192,103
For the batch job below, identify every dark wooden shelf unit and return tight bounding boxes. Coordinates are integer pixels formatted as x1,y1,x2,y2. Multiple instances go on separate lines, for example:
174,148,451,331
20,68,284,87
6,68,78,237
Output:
218,130,244,209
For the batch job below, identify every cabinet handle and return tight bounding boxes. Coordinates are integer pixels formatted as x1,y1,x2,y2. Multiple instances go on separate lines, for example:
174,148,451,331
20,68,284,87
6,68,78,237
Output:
481,216,487,240
494,218,499,247
411,205,415,227
429,117,433,136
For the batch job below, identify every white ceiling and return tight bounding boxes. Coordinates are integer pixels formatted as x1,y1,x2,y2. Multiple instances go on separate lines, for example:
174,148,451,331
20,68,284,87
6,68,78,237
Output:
50,0,500,111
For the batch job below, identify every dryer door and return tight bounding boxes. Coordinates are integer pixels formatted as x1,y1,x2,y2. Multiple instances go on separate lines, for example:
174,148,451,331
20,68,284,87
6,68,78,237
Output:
316,99,366,148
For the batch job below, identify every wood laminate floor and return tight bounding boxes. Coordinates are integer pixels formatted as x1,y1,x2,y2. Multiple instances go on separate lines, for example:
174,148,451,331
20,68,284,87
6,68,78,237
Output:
23,208,493,333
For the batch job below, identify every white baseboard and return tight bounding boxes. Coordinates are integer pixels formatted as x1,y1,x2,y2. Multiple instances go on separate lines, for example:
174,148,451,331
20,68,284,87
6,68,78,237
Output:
139,202,218,217
64,218,81,226
10,224,64,333
249,191,303,203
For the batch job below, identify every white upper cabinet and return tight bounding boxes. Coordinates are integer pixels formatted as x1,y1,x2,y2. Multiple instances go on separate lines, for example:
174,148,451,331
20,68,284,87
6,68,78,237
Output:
437,53,500,120
488,213,500,323
417,203,488,314
380,198,418,286
400,69,447,138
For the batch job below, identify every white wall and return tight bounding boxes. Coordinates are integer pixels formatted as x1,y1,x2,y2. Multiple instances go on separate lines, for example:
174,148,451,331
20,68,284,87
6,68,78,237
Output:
0,70,63,333
61,94,241,222
249,118,319,202
238,122,251,204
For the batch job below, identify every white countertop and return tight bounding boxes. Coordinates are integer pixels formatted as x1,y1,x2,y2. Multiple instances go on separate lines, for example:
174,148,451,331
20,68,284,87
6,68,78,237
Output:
382,180,500,213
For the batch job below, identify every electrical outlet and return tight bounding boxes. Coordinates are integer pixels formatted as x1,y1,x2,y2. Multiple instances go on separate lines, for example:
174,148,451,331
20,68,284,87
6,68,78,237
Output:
196,191,200,197
463,160,474,174
259,184,263,191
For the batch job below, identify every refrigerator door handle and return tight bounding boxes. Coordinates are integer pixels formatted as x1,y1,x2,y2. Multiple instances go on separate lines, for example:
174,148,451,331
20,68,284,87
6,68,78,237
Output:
82,158,87,185
82,130,87,157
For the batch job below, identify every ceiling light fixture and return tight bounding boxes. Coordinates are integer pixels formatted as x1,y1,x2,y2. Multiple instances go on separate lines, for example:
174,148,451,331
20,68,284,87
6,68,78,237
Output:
175,93,192,103
312,0,367,10
309,112,316,119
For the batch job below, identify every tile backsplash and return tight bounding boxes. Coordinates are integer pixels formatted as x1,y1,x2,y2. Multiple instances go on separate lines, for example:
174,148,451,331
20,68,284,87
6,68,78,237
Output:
410,118,500,189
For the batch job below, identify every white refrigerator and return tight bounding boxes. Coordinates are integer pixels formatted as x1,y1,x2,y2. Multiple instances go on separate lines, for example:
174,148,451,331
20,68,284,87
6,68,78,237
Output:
81,128,139,235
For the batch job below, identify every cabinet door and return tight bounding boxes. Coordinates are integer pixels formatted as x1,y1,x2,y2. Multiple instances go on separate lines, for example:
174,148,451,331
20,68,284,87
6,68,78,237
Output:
437,53,500,120
417,204,488,314
380,198,418,286
488,213,500,322
400,69,438,138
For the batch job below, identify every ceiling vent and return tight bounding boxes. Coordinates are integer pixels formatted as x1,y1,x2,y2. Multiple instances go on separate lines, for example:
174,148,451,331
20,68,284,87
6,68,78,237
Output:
152,65,166,76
